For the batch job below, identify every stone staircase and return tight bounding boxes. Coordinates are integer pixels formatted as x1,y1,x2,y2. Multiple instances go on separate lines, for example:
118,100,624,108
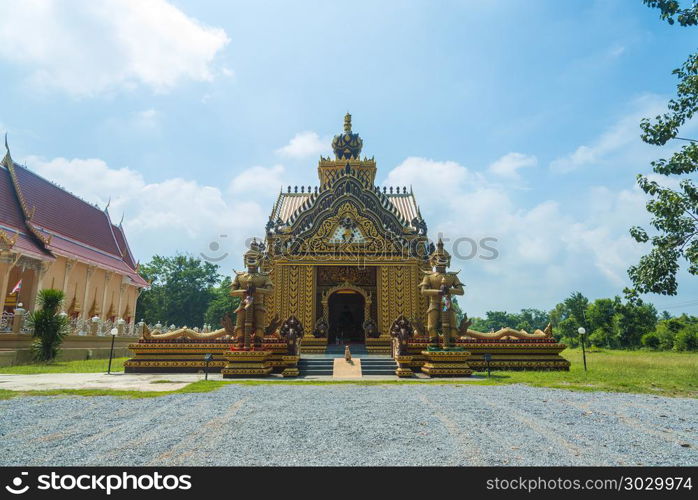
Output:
359,357,397,375
298,343,397,376
298,358,334,376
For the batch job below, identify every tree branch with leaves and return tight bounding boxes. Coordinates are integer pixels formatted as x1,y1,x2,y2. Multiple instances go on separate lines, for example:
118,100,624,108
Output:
629,0,698,295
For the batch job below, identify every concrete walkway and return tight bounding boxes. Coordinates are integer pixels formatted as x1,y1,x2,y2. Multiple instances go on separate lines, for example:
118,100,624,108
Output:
0,373,199,392
0,372,483,392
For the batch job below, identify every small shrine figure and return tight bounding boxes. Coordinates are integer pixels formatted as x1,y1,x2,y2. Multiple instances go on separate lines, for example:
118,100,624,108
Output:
279,315,304,355
344,345,352,361
418,238,464,349
312,318,329,338
390,315,414,356
230,239,273,348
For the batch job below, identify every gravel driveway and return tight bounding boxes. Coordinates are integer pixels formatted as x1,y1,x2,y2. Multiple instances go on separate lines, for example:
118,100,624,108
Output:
0,384,695,466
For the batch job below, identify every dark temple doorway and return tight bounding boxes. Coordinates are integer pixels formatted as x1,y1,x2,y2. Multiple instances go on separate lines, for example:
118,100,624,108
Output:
328,290,365,344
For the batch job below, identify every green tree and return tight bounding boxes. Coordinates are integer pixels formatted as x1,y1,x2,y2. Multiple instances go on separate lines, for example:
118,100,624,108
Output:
468,316,488,332
204,276,240,329
136,254,221,327
480,311,512,331
648,313,698,350
673,324,698,350
629,1,698,295
563,292,589,328
517,308,550,331
28,289,70,362
586,298,617,347
548,292,590,346
612,290,658,348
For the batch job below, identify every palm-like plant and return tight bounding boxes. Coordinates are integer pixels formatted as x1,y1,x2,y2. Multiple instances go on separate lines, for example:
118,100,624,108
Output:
27,289,70,362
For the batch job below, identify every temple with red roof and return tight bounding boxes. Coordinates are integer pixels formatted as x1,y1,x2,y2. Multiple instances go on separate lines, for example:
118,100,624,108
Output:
0,137,147,328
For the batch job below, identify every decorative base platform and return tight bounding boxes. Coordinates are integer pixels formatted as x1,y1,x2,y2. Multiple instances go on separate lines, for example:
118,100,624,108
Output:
281,355,300,377
124,338,300,374
365,337,391,354
300,337,328,354
460,339,571,371
420,350,472,377
221,350,272,378
124,341,231,373
403,338,571,372
394,355,414,377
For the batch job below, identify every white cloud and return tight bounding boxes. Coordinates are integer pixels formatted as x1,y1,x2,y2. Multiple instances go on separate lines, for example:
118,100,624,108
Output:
23,156,275,269
385,156,485,207
488,152,537,180
549,94,667,173
276,131,330,158
228,164,286,194
0,0,230,96
383,156,649,313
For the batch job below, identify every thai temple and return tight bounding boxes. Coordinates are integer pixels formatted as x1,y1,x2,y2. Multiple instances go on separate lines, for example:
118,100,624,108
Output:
126,114,570,377
0,139,147,329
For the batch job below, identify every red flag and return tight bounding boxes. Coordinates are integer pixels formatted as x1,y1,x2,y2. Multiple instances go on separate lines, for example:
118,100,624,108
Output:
10,279,22,295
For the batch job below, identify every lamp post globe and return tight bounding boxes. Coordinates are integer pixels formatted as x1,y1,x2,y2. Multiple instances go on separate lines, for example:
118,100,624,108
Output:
578,327,586,335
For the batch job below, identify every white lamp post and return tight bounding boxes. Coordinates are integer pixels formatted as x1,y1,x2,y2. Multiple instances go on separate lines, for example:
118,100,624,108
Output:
107,327,118,374
577,326,587,372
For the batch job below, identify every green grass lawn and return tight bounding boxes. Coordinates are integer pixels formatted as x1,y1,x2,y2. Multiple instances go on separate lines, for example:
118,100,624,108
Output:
487,348,698,398
0,357,128,374
0,349,695,398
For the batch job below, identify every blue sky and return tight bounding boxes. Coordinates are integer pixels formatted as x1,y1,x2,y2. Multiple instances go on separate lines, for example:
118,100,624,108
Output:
1,0,696,316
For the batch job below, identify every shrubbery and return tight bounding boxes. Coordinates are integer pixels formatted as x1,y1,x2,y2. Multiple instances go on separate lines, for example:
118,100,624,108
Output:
642,316,698,352
27,289,70,362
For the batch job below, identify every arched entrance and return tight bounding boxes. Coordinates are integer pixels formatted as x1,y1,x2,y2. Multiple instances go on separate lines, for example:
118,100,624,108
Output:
321,281,372,345
328,290,365,344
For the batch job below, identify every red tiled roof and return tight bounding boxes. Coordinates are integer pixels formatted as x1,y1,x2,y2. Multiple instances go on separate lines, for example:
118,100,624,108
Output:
12,164,121,255
1,159,146,286
111,223,137,269
0,166,52,259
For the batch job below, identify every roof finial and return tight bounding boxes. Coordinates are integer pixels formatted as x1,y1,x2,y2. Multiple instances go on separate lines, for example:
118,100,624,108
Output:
118,213,125,226
344,112,352,133
2,132,11,166
104,196,111,211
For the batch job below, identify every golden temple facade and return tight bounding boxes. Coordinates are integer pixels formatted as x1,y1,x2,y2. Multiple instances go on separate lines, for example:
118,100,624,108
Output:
262,113,431,350
126,114,569,375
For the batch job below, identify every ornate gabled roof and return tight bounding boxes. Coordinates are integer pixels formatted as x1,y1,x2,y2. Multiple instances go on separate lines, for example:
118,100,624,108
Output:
111,223,137,270
264,114,429,260
0,139,147,286
1,155,53,260
271,189,421,228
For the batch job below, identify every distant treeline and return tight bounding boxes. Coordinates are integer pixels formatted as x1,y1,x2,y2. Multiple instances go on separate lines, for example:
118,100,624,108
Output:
457,291,698,352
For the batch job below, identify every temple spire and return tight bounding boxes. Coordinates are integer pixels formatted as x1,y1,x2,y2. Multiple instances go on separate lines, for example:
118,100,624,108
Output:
2,132,10,167
332,112,363,160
